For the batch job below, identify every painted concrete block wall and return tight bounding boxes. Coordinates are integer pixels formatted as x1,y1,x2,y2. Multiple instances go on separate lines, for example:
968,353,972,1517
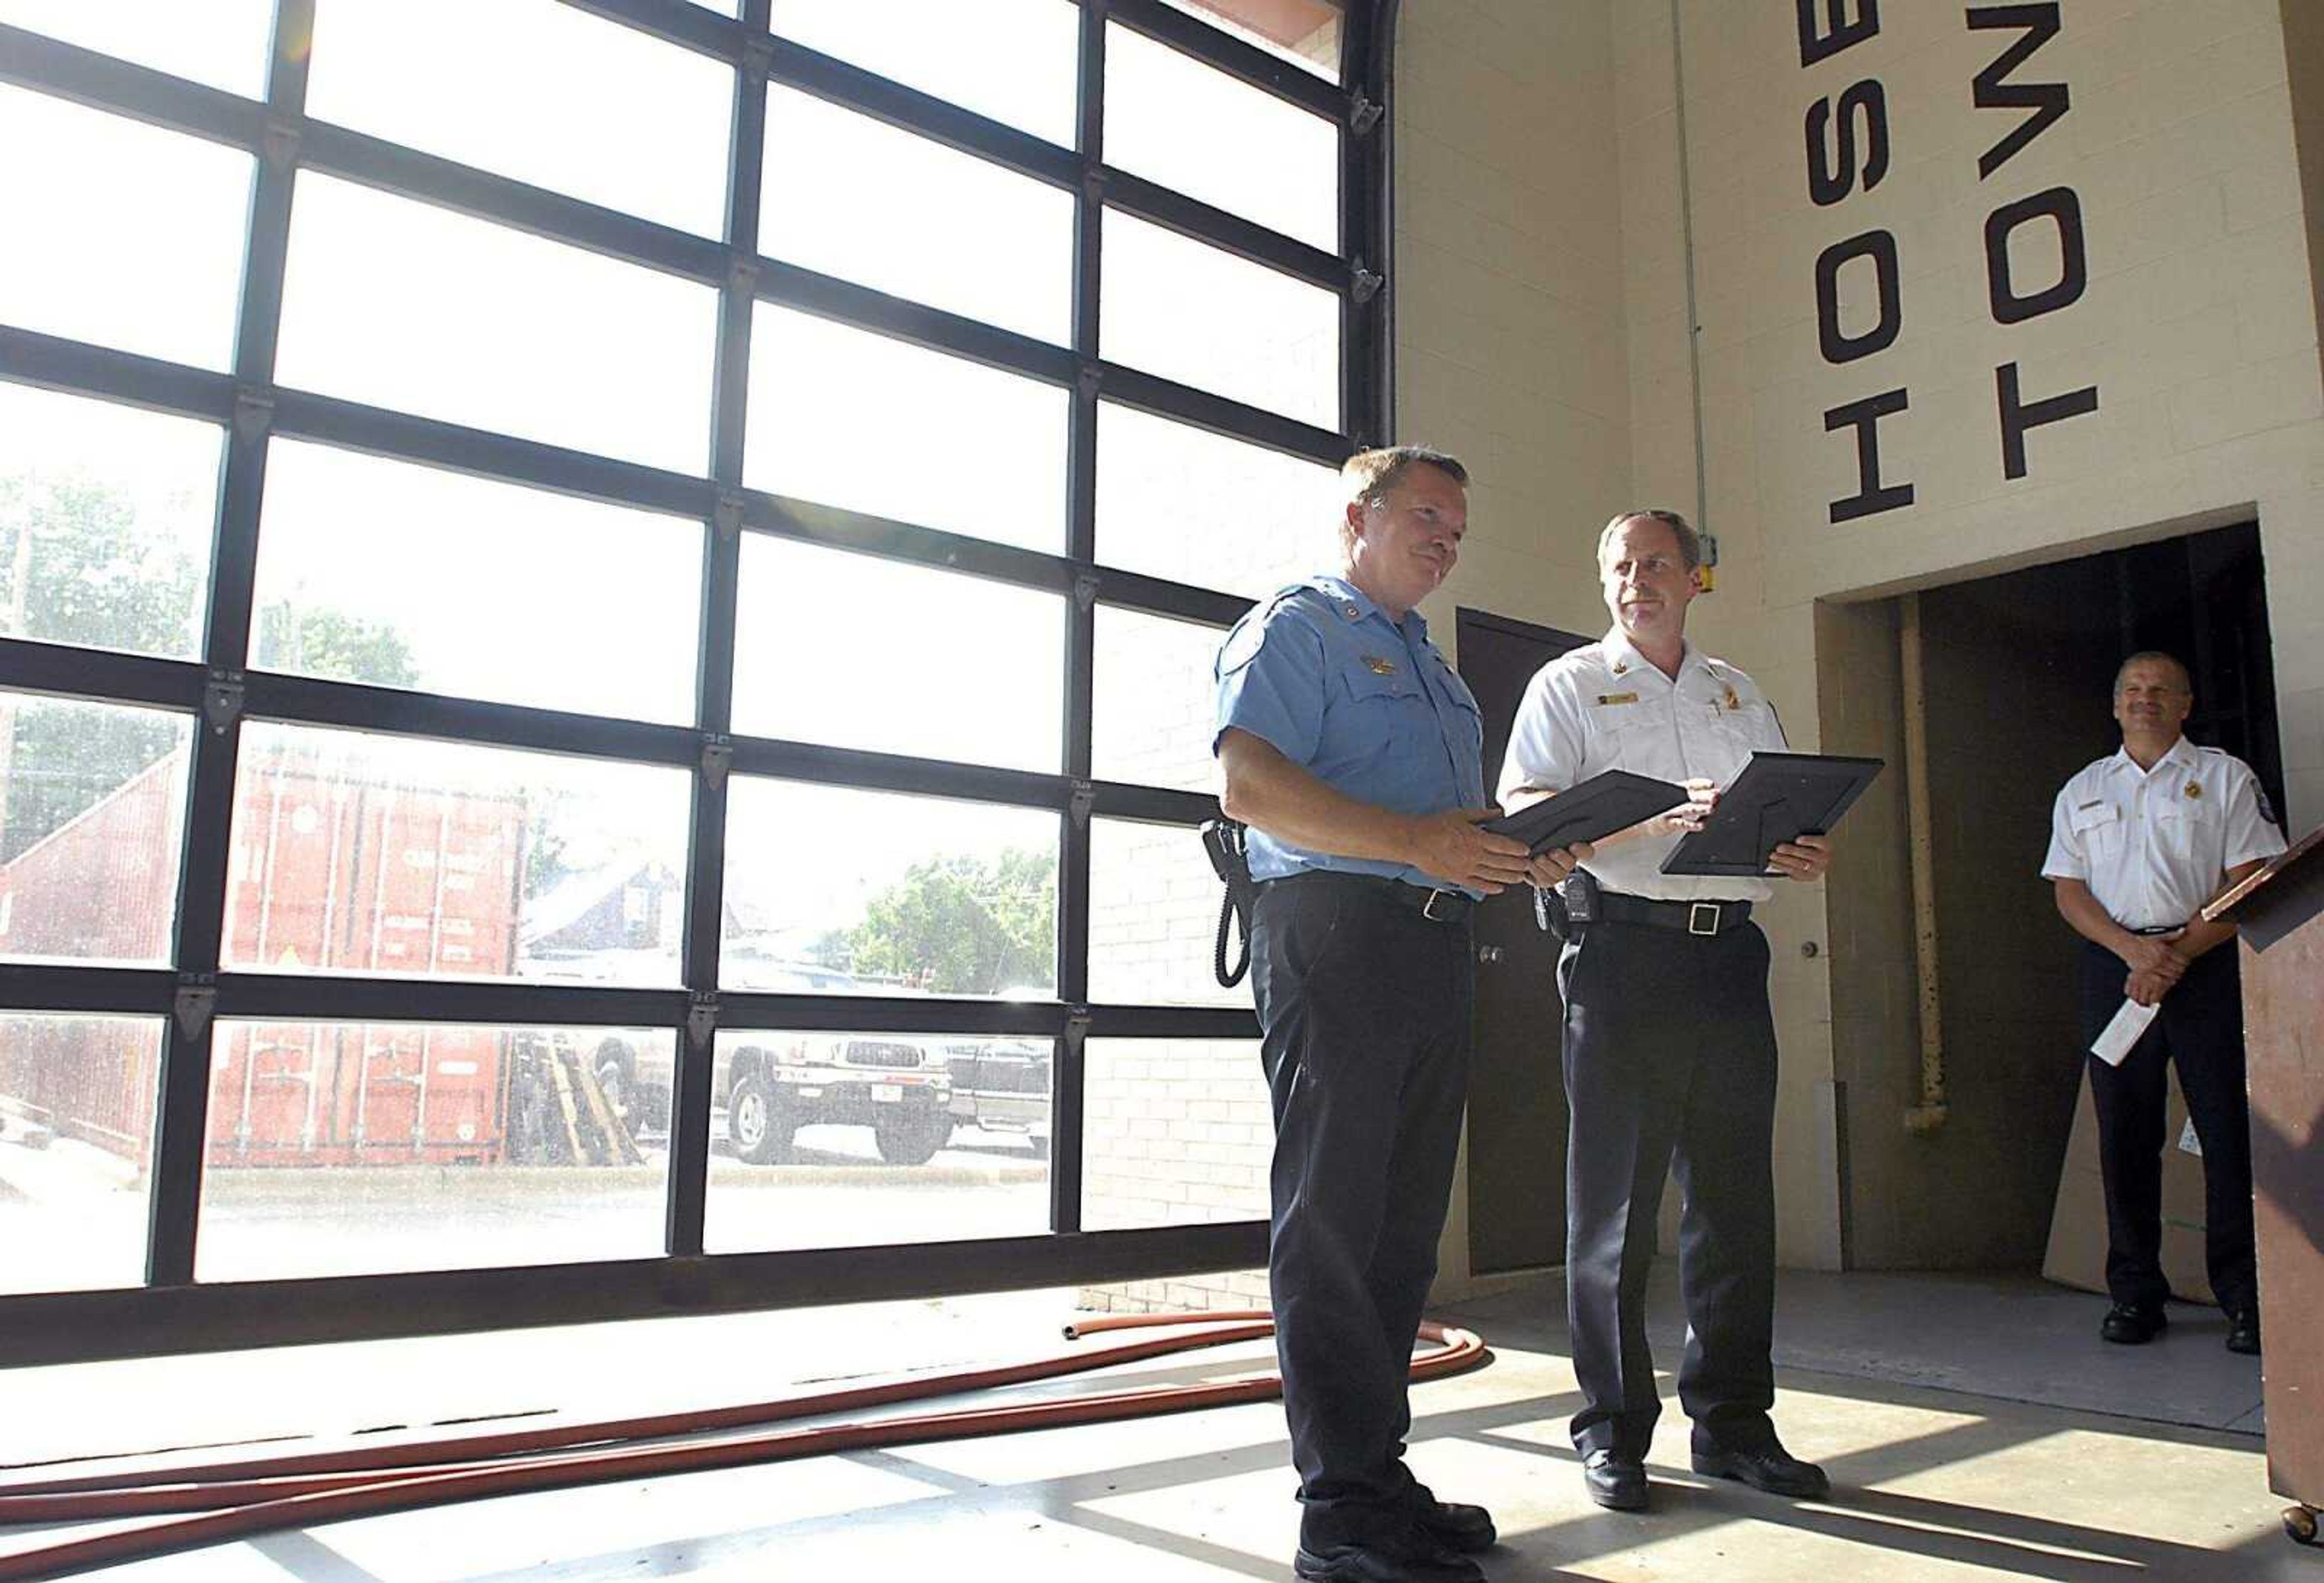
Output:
1385,0,2322,1282
1388,0,1635,1294
1623,0,2323,1267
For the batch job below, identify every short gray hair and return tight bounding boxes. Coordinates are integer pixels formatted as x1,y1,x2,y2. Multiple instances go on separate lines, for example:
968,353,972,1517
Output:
1342,445,1469,508
1596,508,1704,572
2114,651,2191,695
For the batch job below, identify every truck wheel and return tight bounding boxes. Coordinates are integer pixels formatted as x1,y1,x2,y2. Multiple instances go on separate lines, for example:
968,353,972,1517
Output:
728,1072,795,1165
872,1109,951,1166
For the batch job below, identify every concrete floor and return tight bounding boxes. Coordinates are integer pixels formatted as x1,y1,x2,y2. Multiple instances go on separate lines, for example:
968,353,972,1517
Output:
2,1269,2311,1581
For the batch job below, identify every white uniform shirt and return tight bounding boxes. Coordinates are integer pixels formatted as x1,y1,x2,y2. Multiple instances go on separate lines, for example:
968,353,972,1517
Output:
2041,737,2285,929
1498,628,1790,902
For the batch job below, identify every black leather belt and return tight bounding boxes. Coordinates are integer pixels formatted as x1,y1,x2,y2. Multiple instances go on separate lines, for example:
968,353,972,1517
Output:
1261,870,1476,925
1597,893,1753,936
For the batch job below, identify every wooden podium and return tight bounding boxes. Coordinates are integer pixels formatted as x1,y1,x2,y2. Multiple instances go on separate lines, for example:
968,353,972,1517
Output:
2204,824,2324,1547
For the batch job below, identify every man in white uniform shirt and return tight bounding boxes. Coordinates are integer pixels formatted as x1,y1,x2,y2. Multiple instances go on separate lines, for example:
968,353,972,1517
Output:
1499,510,1833,1512
2041,652,2283,1355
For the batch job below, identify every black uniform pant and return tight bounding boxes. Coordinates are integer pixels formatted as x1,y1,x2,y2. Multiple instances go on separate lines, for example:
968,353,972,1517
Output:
1249,873,1474,1549
1558,917,1779,1460
2076,941,2257,1316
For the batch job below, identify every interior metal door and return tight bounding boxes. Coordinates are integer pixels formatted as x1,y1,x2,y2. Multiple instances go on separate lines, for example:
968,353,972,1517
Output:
1456,608,1589,1276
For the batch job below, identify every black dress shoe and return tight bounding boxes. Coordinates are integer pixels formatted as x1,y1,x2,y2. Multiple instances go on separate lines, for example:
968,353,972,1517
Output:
1581,1447,1649,1511
1293,1526,1484,1583
2226,1310,2262,1355
1408,1487,1496,1553
1690,1439,1831,1500
2101,1301,2167,1345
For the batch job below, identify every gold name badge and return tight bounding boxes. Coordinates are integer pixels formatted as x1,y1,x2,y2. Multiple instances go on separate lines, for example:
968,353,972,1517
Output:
1364,655,1397,675
1597,691,1639,706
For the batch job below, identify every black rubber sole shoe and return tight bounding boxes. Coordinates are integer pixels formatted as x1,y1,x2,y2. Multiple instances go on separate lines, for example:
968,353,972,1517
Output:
1292,1543,1483,1583
2101,1304,2167,1345
1690,1446,1831,1500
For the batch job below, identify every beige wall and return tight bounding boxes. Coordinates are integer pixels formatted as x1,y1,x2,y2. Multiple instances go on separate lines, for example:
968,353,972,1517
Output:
1397,0,2324,1286
1390,0,1633,1293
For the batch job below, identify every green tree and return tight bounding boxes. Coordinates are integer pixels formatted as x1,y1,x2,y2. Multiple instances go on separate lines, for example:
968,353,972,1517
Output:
848,847,1057,995
1,476,418,862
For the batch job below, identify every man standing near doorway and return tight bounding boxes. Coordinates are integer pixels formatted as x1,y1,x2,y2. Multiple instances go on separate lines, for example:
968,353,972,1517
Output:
2041,651,2283,1355
1215,445,1588,1583
1497,509,1833,1513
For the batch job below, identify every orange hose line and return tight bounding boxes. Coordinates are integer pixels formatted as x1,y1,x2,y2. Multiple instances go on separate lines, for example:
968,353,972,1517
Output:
2,1319,1280,1500
0,1317,1488,1582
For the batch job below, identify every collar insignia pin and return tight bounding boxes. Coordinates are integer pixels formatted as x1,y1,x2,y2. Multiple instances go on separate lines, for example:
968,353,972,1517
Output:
1610,660,1629,676
1342,601,1361,618
2185,781,2202,799
1723,685,1741,710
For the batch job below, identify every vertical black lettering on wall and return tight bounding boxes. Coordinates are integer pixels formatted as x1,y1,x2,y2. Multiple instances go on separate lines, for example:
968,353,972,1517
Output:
1816,231,1902,364
1996,363,2098,479
1968,4,2069,179
1985,186,2086,323
1807,81,1890,206
1825,389,1915,522
1797,0,1880,68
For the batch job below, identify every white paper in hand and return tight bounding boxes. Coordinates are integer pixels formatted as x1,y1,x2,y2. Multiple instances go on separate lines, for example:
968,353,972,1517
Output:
2090,999,2156,1066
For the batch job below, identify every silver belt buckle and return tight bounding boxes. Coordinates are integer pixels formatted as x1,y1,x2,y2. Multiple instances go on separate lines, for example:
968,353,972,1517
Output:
1422,889,1460,922
1688,902,1721,936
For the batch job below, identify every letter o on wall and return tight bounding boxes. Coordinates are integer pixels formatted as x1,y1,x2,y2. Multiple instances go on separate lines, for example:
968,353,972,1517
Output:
1815,229,1902,365
1985,185,2087,325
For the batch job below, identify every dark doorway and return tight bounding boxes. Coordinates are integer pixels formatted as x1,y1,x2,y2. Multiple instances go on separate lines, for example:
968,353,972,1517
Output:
1824,519,2283,1273
1457,608,1589,1276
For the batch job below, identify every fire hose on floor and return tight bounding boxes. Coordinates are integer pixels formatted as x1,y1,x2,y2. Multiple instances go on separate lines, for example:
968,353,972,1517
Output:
0,1311,1488,1580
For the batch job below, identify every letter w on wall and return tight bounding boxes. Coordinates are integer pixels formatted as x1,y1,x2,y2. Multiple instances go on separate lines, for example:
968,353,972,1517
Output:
1969,4,2068,179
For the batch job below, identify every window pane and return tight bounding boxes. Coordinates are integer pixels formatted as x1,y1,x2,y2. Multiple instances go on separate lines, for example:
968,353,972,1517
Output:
1096,403,1339,595
703,1029,1048,1254
0,86,252,371
195,1020,672,1280
761,87,1072,344
306,0,732,238
1158,0,1343,81
774,0,1078,147
0,1013,161,1293
0,381,222,660
254,441,703,726
0,695,189,965
722,777,1059,998
1092,606,1223,794
735,537,1063,772
222,725,691,986
1083,1037,1267,1230
276,175,718,474
1101,209,1339,428
1089,818,1247,1009
0,0,274,97
744,305,1068,551
1106,22,1338,251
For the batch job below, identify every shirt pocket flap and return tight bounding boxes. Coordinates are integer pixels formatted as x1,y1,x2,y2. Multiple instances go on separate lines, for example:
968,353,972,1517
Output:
2069,802,2121,833
1343,663,1425,703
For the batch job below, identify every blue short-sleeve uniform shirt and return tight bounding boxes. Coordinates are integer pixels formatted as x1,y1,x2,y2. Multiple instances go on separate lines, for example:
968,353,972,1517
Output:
1213,574,1488,891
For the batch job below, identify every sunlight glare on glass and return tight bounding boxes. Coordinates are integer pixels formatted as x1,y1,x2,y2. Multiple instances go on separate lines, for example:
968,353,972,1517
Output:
0,381,221,661
761,86,1072,345
254,441,704,725
734,537,1064,773
275,174,718,474
0,0,274,97
0,86,252,372
1101,209,1340,430
305,0,732,238
773,0,1078,147
744,305,1068,552
1106,22,1338,251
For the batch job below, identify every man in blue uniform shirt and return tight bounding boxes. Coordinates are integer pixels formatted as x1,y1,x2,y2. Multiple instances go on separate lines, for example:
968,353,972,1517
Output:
1215,445,1587,1583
